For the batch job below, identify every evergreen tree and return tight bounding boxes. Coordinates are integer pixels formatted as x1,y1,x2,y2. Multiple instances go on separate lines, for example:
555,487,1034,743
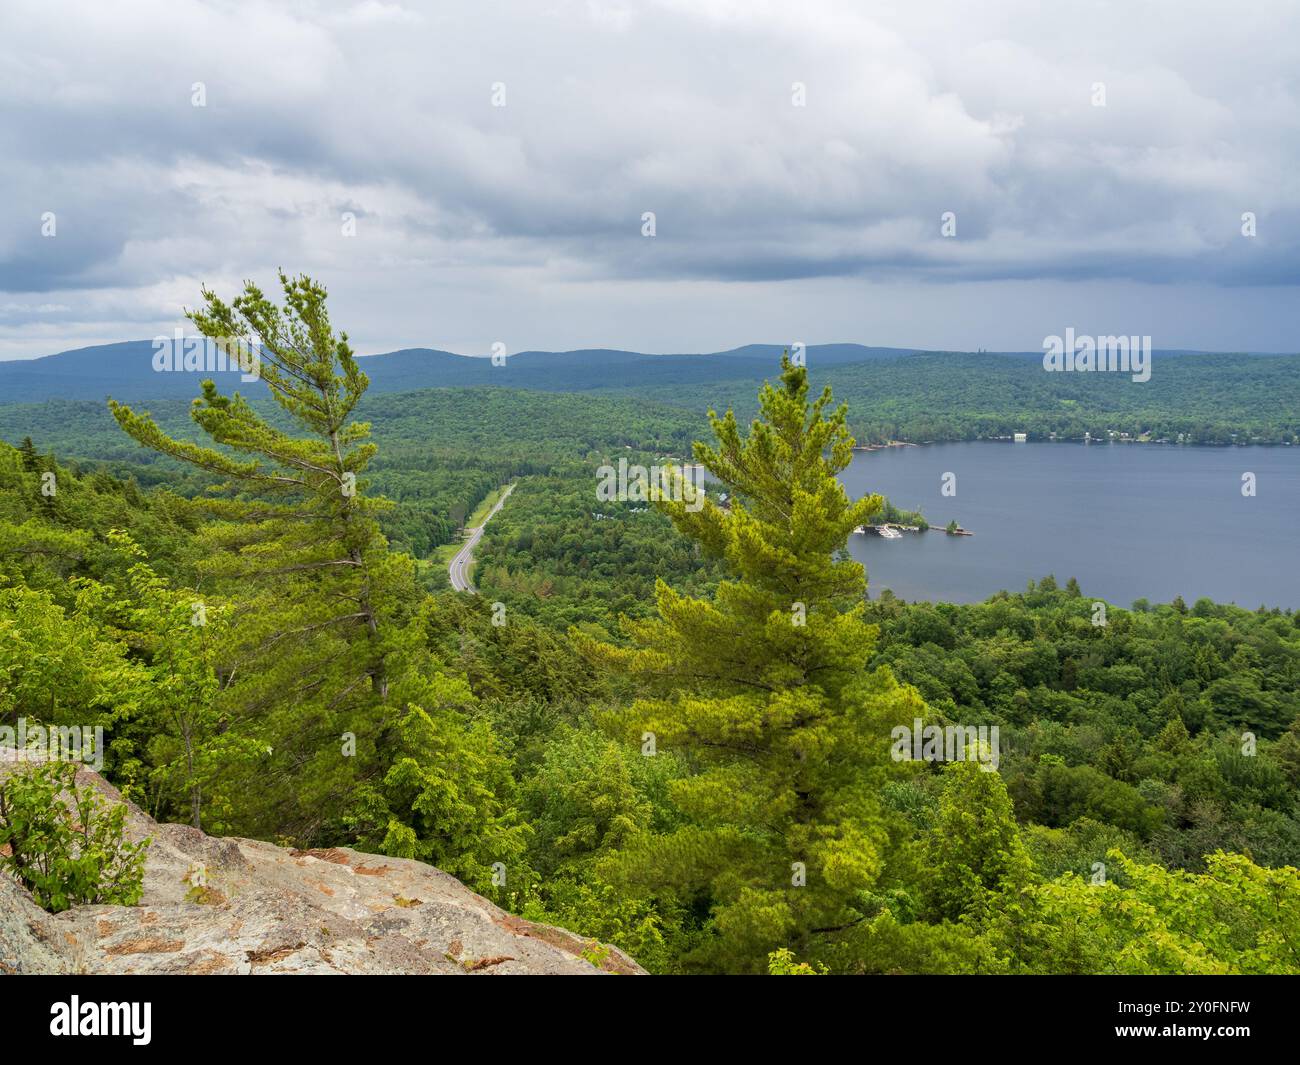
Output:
17,436,39,472
108,273,408,839
106,274,523,870
580,355,924,971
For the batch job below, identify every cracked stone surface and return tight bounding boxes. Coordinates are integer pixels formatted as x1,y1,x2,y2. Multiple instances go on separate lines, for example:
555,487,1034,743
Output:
0,750,643,975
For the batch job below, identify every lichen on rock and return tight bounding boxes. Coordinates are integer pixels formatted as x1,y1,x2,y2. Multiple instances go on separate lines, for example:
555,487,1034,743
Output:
0,750,642,976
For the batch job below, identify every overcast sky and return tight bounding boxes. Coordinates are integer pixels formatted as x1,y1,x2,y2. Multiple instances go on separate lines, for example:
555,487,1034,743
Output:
1,0,1297,361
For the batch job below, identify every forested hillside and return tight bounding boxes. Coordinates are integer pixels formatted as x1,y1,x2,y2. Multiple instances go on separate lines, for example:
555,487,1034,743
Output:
3,276,1298,974
0,388,709,575
4,343,1299,449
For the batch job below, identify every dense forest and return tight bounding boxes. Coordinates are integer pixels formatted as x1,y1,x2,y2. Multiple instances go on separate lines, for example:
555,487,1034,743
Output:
0,388,707,575
2,275,1298,974
5,347,1300,470
694,351,1300,446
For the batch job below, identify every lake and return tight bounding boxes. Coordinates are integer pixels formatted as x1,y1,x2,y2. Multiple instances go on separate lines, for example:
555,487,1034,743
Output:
838,442,1300,608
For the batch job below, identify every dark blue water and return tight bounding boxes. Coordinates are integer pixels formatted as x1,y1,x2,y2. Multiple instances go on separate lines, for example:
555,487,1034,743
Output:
839,443,1300,608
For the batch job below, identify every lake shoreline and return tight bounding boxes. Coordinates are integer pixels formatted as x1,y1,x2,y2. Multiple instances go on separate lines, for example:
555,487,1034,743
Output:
839,441,1300,609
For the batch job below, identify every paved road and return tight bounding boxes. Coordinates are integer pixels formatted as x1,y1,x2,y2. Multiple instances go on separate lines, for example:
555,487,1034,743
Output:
448,484,515,593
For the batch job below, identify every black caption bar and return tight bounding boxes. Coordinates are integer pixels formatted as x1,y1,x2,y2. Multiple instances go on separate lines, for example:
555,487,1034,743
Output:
3,974,1296,1051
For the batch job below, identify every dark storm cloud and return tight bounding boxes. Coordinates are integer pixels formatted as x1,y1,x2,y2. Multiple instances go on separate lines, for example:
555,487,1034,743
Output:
1,0,1297,357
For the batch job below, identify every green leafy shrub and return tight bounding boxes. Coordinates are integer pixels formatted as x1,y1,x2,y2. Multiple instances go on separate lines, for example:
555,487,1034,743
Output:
767,948,827,975
0,760,149,913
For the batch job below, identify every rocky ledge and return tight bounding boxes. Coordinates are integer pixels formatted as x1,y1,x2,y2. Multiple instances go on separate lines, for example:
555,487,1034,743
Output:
0,751,642,975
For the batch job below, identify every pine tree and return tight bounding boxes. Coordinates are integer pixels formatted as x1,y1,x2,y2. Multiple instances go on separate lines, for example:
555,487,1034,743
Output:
580,355,925,971
107,279,452,847
17,437,39,472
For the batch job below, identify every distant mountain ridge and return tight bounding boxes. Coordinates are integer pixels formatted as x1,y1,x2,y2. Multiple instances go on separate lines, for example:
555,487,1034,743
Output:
0,341,916,402
0,339,1280,404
